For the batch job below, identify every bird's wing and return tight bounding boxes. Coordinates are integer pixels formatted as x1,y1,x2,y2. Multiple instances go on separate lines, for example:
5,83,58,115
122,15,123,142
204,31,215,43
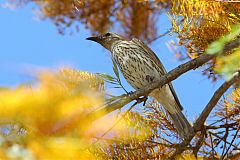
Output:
131,38,183,110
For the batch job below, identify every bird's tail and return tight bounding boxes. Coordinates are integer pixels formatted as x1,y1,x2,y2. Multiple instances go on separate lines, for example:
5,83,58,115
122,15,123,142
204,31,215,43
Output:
150,89,193,139
167,109,193,139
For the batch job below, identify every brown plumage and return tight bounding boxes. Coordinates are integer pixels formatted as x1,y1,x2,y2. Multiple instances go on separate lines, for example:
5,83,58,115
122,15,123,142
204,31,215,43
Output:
86,32,193,139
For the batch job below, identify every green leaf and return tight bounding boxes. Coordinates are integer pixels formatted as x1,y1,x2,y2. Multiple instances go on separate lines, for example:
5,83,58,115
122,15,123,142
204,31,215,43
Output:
206,41,224,55
105,81,119,85
206,24,240,55
105,94,121,104
96,73,116,82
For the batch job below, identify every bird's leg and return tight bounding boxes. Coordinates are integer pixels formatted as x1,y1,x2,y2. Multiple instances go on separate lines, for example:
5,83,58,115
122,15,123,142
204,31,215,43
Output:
136,96,148,106
125,91,148,106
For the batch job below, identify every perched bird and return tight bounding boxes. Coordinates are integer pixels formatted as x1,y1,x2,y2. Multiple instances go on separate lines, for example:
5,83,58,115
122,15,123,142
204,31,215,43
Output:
86,32,193,139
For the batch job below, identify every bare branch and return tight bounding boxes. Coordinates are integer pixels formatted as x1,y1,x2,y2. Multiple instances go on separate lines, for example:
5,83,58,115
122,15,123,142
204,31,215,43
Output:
206,122,238,130
194,72,240,131
148,28,172,43
221,124,229,158
210,131,240,151
209,132,216,158
221,125,240,159
170,71,240,159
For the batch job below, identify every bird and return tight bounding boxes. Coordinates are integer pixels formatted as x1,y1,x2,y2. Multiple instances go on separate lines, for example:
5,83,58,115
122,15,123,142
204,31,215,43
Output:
86,32,193,139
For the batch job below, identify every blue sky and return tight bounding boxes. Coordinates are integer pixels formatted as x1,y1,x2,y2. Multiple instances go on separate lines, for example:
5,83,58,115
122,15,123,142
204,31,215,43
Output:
0,3,224,120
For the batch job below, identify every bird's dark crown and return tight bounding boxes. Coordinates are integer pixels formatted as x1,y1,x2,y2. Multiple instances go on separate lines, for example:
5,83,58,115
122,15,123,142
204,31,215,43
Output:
86,32,124,50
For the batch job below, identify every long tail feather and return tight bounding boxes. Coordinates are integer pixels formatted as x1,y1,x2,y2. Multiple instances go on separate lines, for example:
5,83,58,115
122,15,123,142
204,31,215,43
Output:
150,88,193,139
168,110,193,139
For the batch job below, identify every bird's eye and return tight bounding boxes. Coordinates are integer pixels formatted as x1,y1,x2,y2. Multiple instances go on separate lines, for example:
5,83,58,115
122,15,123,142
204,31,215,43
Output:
105,33,111,37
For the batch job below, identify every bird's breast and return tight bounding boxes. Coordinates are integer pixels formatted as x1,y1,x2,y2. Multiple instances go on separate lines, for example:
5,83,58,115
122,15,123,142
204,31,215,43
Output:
112,43,162,89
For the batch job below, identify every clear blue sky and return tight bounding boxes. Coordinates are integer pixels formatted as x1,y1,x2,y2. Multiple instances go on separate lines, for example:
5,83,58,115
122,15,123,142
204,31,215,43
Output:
0,3,224,121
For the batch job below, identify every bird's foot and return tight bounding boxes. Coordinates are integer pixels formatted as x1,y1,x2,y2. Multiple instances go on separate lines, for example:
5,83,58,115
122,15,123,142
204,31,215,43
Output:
124,91,148,106
128,91,134,94
136,96,148,106
126,91,134,96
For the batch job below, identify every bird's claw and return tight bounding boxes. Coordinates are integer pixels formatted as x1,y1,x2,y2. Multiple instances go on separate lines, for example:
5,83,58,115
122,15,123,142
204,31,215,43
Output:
125,91,148,106
136,96,148,106
126,91,134,95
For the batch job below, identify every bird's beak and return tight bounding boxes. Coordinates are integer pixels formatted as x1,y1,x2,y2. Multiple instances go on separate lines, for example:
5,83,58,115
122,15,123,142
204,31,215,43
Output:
86,36,100,42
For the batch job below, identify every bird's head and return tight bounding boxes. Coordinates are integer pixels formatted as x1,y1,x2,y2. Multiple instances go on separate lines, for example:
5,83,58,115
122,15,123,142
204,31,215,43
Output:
86,32,124,50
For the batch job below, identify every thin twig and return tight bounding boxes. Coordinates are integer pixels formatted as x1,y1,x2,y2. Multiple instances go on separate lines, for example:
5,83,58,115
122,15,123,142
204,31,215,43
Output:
221,125,240,160
146,140,176,148
92,97,147,145
209,132,216,158
208,116,229,126
93,136,123,143
194,72,240,132
148,29,173,43
221,123,229,158
206,122,238,130
170,72,240,159
98,102,136,138
210,131,240,150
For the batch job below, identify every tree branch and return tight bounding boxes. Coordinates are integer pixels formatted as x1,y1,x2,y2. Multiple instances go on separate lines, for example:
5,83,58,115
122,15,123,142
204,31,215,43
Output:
170,71,240,158
194,72,240,131
88,53,214,121
221,125,240,159
192,132,205,157
206,122,238,130
222,38,240,53
210,131,240,151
